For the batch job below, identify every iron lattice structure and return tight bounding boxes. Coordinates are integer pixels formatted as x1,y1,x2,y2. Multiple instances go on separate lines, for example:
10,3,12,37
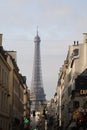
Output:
30,30,46,111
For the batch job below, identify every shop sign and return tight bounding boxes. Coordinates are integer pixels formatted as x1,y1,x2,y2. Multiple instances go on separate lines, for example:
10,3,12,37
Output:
80,89,87,95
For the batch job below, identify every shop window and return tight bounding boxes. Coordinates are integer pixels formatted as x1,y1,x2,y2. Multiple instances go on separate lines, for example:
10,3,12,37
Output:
73,101,79,108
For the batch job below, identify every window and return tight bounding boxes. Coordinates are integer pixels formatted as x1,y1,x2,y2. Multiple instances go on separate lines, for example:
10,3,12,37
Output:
68,85,72,96
68,71,71,82
73,101,79,108
73,49,79,56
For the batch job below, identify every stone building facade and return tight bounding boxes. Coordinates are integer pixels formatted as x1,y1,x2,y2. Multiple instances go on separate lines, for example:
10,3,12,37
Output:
0,34,30,130
57,33,87,129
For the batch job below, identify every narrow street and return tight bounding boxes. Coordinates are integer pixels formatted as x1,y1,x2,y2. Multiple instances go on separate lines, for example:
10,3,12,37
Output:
0,1,87,129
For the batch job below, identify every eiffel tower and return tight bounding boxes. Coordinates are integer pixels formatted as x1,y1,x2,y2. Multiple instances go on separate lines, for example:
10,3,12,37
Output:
30,29,46,112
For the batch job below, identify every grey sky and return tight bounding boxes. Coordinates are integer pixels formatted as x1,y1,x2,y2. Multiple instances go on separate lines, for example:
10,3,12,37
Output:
0,0,87,99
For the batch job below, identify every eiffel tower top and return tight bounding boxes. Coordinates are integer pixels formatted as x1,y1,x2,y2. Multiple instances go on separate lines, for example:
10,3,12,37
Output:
34,26,41,43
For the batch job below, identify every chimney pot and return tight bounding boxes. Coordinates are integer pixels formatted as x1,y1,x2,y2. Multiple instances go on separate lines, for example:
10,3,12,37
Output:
74,41,76,45
77,41,79,45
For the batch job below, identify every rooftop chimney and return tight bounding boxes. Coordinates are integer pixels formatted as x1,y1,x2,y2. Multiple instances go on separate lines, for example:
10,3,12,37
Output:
7,51,17,63
77,41,79,45
0,34,2,46
83,33,87,43
74,41,76,45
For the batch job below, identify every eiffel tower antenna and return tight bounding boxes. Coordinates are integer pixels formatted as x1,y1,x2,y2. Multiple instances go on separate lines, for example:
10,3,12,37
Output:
37,25,38,35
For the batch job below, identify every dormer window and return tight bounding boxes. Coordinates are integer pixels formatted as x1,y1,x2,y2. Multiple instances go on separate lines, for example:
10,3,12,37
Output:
73,49,79,56
71,48,79,68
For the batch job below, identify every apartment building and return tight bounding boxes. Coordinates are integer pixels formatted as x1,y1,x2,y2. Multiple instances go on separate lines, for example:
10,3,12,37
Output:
57,33,87,129
0,34,30,130
0,34,11,130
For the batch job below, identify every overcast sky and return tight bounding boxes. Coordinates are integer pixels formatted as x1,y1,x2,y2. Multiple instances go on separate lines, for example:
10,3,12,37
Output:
0,0,87,100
